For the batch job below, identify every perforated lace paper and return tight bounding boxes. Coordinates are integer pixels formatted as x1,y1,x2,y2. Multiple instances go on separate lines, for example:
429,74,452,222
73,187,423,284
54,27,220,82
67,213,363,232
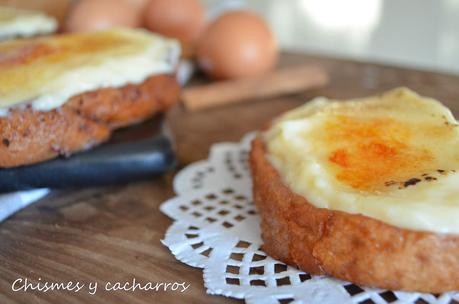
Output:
160,133,459,304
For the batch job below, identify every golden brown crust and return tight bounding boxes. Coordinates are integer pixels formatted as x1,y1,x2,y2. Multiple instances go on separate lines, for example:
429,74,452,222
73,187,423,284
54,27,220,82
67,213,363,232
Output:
250,134,459,293
65,75,179,128
0,75,179,168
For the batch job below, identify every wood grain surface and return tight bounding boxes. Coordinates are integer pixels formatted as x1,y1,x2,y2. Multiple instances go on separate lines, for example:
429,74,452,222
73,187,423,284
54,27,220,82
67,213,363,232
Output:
1,53,458,304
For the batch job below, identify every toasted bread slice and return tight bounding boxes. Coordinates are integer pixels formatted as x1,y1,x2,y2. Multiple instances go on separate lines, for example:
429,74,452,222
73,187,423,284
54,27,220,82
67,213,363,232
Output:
251,88,459,292
0,75,179,168
251,135,459,293
0,6,57,40
0,28,180,168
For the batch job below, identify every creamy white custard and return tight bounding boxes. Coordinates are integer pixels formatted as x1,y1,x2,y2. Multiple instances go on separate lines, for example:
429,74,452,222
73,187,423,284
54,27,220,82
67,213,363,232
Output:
0,28,180,115
0,6,57,40
265,88,459,234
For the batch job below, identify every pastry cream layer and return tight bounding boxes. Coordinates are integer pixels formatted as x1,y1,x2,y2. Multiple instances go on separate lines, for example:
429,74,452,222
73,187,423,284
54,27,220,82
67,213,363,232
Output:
0,6,57,40
265,88,459,234
0,28,179,113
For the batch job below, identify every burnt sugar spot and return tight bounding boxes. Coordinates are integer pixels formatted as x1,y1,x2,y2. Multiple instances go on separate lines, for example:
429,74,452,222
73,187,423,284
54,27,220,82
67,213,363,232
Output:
384,169,454,190
403,178,421,187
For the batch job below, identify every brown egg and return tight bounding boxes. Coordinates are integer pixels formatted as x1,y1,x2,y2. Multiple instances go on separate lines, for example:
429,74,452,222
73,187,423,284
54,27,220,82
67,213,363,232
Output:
144,0,206,44
197,10,278,80
66,0,140,33
123,0,151,10
122,0,151,19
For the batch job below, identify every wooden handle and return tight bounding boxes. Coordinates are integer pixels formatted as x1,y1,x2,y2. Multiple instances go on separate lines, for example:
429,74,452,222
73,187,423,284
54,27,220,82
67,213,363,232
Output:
182,65,329,111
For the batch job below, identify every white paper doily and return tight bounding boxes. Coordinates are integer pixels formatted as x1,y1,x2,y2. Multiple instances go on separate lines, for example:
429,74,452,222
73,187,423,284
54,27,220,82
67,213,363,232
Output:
161,133,459,304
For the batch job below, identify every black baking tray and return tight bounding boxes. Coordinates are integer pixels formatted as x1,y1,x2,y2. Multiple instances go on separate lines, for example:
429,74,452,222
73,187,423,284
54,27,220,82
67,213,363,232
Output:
0,115,176,192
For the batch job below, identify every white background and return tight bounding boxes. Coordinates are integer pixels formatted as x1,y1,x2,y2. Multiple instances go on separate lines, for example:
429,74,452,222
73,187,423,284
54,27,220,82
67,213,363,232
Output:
204,0,459,75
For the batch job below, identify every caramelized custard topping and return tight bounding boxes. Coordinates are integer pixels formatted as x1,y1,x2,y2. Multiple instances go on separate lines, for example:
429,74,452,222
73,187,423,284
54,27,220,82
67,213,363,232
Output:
264,88,459,234
323,116,433,191
0,28,179,112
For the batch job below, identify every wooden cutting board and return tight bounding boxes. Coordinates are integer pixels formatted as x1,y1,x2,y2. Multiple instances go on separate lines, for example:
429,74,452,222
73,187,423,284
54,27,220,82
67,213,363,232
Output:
0,53,458,303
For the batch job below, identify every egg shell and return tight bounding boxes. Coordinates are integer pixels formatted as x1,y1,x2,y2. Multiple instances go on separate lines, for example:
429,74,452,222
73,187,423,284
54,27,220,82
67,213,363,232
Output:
66,0,140,33
122,0,151,19
144,0,206,44
197,10,278,80
123,0,150,10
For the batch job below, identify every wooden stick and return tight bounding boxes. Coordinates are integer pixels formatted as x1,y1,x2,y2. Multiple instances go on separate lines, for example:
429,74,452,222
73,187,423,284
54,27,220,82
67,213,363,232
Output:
182,65,329,111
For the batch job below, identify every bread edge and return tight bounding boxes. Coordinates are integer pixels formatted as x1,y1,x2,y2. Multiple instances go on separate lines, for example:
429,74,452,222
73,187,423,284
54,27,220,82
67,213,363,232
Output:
250,134,459,293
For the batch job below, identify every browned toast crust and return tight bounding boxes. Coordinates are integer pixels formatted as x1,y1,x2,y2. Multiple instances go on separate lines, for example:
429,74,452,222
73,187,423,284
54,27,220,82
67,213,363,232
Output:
250,134,459,293
65,75,179,128
0,75,179,168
